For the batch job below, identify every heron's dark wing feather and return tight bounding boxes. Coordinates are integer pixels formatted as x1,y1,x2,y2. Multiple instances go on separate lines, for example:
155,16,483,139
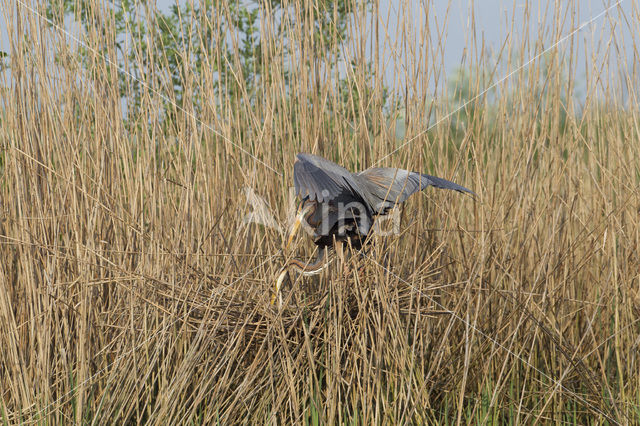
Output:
356,167,475,213
293,153,362,202
418,173,476,195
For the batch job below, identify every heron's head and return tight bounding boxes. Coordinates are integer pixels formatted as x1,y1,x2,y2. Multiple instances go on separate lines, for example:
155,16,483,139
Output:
285,200,315,250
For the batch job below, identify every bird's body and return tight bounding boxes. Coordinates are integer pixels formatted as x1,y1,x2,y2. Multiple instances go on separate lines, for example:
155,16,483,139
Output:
273,153,475,306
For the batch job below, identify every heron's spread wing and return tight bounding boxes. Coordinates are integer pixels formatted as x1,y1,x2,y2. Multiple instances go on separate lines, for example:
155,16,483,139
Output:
356,167,475,213
293,153,362,203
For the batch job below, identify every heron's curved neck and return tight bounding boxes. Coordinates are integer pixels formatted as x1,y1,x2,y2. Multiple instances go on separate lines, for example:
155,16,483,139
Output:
288,247,331,276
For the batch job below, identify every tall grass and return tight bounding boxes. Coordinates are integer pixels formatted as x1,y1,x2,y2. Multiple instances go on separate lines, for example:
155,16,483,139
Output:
1,0,639,423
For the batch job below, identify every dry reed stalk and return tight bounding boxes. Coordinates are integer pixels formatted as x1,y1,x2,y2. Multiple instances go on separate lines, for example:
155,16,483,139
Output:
0,0,638,423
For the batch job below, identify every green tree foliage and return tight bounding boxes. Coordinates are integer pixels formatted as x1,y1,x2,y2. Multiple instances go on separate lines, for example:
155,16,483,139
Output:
0,50,7,72
44,0,379,132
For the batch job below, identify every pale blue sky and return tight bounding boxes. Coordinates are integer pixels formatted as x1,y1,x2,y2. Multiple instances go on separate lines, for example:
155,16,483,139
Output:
151,0,635,93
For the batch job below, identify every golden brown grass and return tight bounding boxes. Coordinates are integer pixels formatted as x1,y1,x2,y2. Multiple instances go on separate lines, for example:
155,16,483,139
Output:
1,0,639,423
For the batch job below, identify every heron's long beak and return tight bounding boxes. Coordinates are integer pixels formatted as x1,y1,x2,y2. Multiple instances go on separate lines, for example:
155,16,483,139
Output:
286,214,304,249
285,203,312,250
274,202,312,307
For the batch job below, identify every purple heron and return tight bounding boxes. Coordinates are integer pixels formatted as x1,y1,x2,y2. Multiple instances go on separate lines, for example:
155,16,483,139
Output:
273,153,475,305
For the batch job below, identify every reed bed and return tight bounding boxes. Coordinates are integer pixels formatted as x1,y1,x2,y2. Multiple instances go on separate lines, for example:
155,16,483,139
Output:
0,0,639,423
